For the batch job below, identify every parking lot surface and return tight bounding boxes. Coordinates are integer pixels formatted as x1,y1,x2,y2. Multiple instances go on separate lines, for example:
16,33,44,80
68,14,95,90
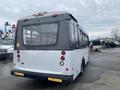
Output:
0,48,120,90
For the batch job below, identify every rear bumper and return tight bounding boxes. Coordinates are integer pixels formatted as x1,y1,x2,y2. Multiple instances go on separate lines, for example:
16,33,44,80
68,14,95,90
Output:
11,69,73,83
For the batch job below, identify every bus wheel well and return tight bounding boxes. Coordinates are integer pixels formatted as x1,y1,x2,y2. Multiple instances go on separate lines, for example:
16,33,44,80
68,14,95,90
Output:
80,57,85,74
82,57,85,67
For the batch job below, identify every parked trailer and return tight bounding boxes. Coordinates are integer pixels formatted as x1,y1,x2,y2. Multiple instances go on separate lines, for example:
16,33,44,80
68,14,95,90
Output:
11,11,89,83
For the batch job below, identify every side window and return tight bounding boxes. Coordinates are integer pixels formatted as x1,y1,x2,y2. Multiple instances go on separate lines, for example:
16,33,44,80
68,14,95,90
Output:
86,35,89,47
82,33,84,46
83,33,86,47
70,24,79,49
70,24,88,49
70,24,75,44
74,26,79,48
82,33,88,48
77,29,80,48
85,35,87,46
78,29,83,48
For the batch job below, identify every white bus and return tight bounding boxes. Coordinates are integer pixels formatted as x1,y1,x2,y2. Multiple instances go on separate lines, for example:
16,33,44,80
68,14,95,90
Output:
11,11,89,83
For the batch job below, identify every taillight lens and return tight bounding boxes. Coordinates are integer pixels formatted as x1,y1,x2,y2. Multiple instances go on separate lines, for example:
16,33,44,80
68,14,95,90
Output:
61,51,66,55
17,50,20,53
17,50,20,58
52,14,58,17
61,56,65,60
17,55,20,58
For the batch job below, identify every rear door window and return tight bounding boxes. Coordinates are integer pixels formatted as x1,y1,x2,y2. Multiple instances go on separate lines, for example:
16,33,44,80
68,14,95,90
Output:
23,23,58,46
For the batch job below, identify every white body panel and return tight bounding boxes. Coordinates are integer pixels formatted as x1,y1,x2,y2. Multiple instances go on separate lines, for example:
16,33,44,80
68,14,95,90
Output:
14,48,89,80
14,50,73,75
70,48,89,79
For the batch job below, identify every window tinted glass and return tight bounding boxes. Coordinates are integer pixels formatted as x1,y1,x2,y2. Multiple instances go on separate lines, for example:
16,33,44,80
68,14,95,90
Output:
78,29,82,47
74,26,78,43
23,23,58,46
70,24,75,43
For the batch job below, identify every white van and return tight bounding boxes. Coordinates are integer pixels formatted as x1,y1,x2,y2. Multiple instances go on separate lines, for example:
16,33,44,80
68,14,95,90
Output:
0,39,14,59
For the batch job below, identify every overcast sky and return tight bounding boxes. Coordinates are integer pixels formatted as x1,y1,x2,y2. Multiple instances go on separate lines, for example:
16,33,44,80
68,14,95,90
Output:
0,0,120,39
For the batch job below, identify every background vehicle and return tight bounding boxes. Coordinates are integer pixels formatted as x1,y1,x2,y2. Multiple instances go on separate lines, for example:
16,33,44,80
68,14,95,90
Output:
11,11,89,83
90,39,104,52
0,39,14,59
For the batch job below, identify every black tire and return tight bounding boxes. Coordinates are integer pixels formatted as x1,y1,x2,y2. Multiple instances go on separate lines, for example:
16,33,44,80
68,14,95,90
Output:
80,61,85,74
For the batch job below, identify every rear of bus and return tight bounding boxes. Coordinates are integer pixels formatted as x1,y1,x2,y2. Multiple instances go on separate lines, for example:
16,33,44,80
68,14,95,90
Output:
11,12,74,83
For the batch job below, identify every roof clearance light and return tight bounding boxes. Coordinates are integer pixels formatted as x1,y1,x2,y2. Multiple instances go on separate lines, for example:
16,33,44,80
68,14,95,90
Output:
33,13,44,17
52,14,58,17
23,19,28,21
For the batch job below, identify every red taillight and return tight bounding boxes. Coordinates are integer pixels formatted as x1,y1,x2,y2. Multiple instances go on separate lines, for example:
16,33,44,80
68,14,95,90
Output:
61,51,66,55
17,50,20,58
17,55,20,58
52,14,58,17
17,50,20,53
60,51,66,66
61,56,65,60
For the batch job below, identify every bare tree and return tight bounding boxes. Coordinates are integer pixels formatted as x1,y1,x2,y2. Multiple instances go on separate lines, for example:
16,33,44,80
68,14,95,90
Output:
111,27,120,42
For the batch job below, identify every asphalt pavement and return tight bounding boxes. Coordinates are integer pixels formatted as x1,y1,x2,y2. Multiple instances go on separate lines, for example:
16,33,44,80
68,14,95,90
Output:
0,48,120,90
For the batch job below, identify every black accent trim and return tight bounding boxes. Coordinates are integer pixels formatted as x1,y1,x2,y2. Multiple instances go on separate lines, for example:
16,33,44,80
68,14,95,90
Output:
11,69,73,83
69,14,78,23
15,18,70,50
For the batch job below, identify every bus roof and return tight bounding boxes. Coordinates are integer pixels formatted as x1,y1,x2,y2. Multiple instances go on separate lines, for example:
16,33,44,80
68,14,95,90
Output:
19,11,78,23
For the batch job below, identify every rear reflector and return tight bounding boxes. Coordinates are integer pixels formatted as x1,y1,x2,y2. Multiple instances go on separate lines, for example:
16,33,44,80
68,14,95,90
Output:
66,68,69,71
48,77,62,83
14,72,24,77
52,14,58,17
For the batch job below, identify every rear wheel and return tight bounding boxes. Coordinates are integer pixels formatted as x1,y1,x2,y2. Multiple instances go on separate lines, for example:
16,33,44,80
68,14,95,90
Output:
80,60,85,74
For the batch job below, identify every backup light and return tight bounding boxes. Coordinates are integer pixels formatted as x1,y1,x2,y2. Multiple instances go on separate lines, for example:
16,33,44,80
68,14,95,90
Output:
48,77,62,83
